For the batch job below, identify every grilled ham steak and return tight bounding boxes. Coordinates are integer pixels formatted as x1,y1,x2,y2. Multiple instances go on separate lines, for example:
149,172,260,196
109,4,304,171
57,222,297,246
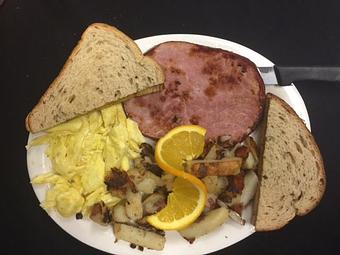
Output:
124,42,265,146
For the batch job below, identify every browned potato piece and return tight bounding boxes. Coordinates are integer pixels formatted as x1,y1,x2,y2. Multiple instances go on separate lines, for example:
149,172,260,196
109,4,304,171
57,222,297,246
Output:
204,193,217,212
112,203,130,223
204,144,218,160
234,146,250,159
179,207,229,239
136,178,157,194
161,173,175,191
244,136,258,160
128,169,163,194
240,170,258,206
202,176,228,196
188,158,242,178
125,189,143,221
143,193,166,215
114,223,165,250
90,202,111,226
243,137,259,170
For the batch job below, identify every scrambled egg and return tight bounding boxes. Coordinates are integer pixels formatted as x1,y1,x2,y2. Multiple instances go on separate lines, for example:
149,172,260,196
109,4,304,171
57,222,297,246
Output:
30,103,145,217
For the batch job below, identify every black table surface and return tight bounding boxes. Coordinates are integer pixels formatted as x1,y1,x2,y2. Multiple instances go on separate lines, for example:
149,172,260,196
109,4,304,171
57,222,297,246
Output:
1,0,339,254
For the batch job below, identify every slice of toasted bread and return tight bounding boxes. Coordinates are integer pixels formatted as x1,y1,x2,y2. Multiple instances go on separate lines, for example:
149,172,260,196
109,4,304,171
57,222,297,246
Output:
252,93,326,231
26,23,164,133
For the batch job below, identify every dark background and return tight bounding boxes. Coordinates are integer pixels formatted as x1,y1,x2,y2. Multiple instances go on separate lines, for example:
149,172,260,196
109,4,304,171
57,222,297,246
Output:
1,0,339,254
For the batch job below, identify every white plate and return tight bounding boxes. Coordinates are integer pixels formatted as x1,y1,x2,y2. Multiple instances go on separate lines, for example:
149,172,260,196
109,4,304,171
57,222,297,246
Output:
27,34,310,255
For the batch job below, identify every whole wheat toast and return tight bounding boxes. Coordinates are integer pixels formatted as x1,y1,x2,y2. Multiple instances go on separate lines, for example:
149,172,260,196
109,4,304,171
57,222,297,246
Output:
26,23,164,133
252,93,326,231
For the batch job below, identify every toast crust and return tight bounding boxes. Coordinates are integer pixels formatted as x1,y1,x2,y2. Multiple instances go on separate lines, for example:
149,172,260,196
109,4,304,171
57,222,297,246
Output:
26,23,164,132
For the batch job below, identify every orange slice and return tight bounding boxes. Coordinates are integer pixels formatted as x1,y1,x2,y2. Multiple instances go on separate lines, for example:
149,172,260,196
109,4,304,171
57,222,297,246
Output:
147,176,206,230
155,125,207,191
147,125,207,230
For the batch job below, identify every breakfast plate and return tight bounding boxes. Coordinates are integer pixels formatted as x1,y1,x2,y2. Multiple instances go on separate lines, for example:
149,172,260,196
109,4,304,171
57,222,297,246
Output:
27,34,310,255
